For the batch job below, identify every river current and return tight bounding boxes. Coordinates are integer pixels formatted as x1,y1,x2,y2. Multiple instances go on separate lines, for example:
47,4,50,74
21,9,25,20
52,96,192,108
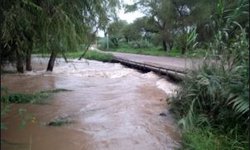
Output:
1,57,180,150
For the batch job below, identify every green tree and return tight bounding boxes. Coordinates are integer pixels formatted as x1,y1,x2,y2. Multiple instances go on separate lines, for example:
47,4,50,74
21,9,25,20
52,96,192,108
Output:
122,23,141,42
107,20,128,47
1,0,119,72
125,0,214,53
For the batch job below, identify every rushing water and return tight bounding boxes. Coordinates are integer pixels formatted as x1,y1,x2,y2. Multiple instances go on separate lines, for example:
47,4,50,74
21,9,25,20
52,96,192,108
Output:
1,58,180,150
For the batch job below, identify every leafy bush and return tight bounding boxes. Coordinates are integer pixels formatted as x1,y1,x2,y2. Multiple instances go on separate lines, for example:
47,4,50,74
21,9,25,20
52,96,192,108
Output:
171,59,248,149
171,60,248,128
174,27,198,54
171,1,249,148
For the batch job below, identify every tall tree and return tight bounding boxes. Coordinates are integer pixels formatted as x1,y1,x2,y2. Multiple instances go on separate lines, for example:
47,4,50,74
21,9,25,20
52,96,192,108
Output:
1,0,119,72
125,0,214,52
107,20,128,47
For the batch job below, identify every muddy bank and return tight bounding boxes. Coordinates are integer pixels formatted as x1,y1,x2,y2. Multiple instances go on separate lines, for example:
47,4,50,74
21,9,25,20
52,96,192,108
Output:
1,58,180,150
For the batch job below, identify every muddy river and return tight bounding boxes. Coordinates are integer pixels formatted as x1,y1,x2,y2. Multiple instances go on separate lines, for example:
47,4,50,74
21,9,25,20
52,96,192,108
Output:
1,58,180,150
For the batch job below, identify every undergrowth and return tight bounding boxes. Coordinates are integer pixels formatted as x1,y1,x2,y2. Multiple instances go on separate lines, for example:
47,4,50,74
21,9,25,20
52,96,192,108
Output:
170,1,249,149
1,88,71,104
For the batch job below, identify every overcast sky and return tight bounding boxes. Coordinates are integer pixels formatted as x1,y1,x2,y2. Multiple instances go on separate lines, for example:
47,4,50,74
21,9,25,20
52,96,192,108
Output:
97,0,144,37
118,0,144,23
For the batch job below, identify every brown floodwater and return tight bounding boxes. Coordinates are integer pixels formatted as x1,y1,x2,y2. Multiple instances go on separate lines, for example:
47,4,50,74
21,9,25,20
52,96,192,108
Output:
1,57,180,150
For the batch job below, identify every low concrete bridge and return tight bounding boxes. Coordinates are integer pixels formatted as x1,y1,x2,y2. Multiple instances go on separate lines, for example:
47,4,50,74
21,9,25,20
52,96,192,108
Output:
110,52,202,81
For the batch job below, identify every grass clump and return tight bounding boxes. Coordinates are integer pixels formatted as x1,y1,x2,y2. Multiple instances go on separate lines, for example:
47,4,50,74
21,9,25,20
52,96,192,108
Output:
1,88,71,104
181,127,248,150
2,93,50,104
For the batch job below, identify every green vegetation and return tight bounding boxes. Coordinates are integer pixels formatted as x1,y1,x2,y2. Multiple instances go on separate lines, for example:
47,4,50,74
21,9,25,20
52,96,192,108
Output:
1,92,50,104
1,88,71,104
171,62,249,149
35,50,114,62
64,51,114,62
0,0,249,149
170,0,249,149
181,127,248,150
1,0,120,72
1,88,72,130
102,42,207,57
0,70,17,74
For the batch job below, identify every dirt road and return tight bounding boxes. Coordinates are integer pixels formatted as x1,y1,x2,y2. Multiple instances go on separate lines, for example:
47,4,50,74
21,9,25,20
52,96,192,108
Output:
111,52,202,72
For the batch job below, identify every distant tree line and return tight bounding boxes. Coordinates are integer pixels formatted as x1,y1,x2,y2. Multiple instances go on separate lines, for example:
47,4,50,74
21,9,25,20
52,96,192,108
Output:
106,0,248,53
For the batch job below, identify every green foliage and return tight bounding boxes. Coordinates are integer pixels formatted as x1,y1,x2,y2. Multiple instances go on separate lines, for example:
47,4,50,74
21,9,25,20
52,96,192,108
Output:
97,37,117,50
209,0,249,55
63,51,114,62
122,22,142,41
34,50,114,62
125,0,214,51
1,88,71,131
1,93,49,104
171,61,248,129
171,3,249,146
82,51,113,62
171,61,249,149
107,20,128,47
171,1,249,148
1,0,120,71
181,127,249,150
1,88,71,104
174,27,198,54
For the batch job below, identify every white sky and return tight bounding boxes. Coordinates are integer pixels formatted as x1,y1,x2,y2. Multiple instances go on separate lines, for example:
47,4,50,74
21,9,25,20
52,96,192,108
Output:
118,0,144,23
97,0,144,37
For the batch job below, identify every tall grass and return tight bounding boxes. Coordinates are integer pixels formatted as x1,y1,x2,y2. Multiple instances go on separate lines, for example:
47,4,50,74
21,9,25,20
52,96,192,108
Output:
170,1,249,149
171,58,248,149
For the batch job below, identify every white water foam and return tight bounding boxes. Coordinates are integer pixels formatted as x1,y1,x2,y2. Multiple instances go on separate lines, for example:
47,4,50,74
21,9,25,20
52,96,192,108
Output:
156,78,179,97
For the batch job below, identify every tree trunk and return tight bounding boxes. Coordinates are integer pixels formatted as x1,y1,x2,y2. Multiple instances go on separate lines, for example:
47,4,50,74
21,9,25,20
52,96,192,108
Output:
47,50,57,71
16,50,24,73
181,47,186,54
125,37,129,43
62,52,68,63
26,49,32,71
162,40,167,51
78,44,90,60
111,38,119,47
